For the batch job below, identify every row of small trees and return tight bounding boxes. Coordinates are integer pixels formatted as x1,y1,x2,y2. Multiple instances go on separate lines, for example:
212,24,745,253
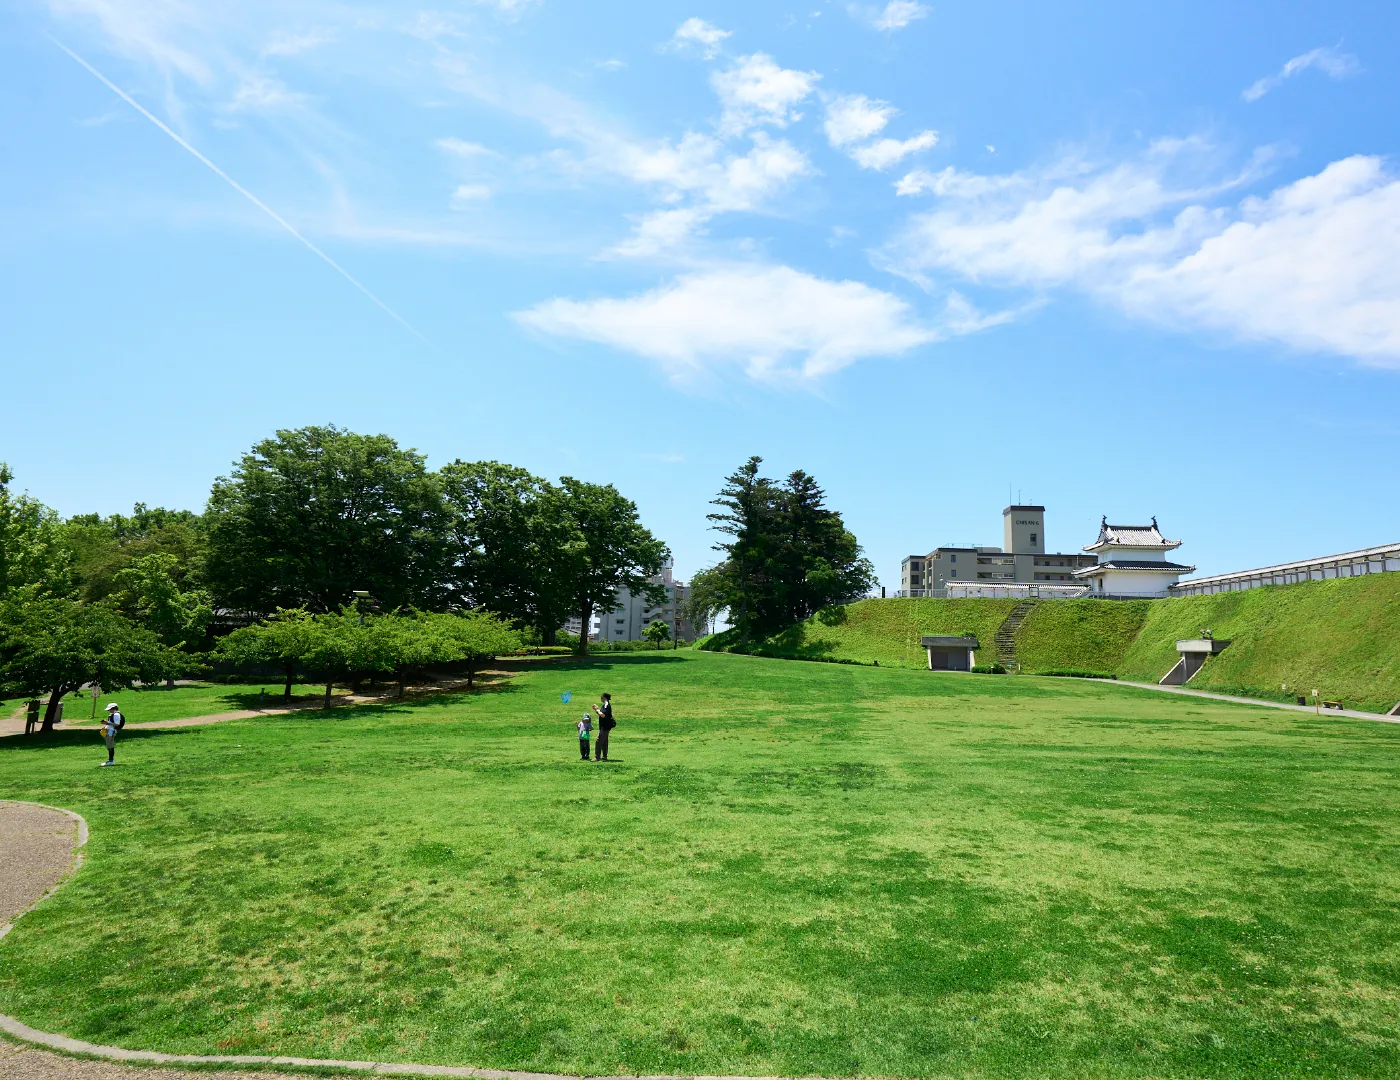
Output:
215,607,521,707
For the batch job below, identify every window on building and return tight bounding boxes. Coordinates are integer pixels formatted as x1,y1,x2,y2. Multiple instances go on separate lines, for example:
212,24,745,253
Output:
950,554,957,562
1030,533,1037,545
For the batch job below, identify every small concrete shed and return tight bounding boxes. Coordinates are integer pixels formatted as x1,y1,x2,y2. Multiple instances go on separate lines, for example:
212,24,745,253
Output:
922,635,980,671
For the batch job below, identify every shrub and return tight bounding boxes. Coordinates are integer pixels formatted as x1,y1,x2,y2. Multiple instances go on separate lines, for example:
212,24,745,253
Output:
971,664,1008,674
1035,668,1116,680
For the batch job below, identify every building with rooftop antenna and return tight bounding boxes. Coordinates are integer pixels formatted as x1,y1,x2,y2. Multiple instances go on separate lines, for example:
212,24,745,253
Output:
1073,517,1196,597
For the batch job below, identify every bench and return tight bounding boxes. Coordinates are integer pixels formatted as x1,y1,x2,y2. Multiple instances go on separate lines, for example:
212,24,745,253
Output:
1322,700,1345,711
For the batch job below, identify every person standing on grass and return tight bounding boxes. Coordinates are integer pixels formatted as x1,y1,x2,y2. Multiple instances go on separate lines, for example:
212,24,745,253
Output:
577,713,592,760
592,693,615,762
99,703,125,767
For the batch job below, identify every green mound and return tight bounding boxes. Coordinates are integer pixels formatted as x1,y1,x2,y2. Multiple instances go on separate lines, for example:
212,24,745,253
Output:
702,597,1016,668
704,576,1400,713
1119,576,1400,713
1015,598,1152,675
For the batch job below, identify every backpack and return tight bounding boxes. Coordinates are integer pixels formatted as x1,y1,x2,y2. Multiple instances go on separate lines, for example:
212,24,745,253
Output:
112,711,126,730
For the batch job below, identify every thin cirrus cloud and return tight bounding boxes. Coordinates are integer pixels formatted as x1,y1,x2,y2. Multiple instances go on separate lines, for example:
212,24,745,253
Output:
515,264,942,381
1242,46,1360,102
866,1,929,31
887,144,1400,367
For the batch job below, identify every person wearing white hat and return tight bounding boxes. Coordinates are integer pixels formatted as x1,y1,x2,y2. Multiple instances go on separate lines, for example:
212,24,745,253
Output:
100,702,125,766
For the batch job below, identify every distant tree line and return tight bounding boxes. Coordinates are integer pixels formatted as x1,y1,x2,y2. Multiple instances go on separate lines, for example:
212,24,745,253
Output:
0,426,668,729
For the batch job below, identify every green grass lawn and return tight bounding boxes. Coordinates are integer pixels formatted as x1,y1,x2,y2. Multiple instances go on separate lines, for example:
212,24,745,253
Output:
2,652,1399,1078
7,682,346,727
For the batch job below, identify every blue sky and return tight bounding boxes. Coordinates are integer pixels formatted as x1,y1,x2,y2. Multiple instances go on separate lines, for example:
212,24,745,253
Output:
3,0,1398,588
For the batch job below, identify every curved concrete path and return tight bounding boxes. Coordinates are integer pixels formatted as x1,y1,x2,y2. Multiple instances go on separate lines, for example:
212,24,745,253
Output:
1103,680,1400,723
0,802,774,1080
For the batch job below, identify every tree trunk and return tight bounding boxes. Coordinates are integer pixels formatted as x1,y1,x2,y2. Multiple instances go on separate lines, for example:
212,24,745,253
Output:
324,682,333,709
40,687,64,733
284,664,295,700
576,600,592,656
542,624,557,647
467,660,475,690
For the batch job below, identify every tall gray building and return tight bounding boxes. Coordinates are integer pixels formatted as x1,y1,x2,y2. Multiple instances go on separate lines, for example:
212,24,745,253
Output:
900,506,1096,595
597,560,699,643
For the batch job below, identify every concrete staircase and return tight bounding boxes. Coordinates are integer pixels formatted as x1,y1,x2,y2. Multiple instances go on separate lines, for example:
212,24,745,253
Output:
994,601,1036,670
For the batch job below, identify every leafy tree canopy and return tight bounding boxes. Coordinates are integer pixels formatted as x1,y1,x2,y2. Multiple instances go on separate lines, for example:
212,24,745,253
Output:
439,461,577,645
0,464,71,599
0,593,178,731
556,477,669,655
204,426,450,616
708,457,874,639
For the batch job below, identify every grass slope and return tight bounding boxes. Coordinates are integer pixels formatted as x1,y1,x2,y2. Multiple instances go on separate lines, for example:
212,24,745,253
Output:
1015,599,1153,675
3,652,1400,1078
702,597,1017,668
1119,576,1400,713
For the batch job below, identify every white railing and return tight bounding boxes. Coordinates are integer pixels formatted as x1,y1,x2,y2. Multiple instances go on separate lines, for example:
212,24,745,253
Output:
1170,542,1400,597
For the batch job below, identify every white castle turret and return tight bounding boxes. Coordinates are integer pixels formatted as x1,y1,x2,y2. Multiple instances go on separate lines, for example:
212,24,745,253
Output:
1072,516,1196,597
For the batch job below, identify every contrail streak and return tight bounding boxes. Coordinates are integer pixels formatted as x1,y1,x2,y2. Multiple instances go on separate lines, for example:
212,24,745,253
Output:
50,37,429,344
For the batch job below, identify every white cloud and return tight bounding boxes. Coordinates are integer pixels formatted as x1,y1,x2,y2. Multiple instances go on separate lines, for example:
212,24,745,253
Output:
669,17,731,59
436,136,500,158
516,264,939,380
850,129,938,169
823,94,893,146
607,208,710,258
607,132,811,254
450,183,492,207
228,74,307,111
889,146,1400,366
261,29,334,57
46,0,214,83
1119,157,1400,363
595,58,626,71
711,53,820,135
1243,46,1360,102
872,0,928,31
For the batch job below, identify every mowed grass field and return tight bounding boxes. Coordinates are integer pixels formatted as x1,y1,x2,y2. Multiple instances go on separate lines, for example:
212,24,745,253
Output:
2,652,1400,1078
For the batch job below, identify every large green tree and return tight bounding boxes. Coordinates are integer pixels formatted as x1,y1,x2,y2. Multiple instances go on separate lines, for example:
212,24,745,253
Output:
0,464,70,599
438,461,577,644
555,477,669,655
63,504,207,604
204,426,450,615
707,457,874,639
0,594,177,731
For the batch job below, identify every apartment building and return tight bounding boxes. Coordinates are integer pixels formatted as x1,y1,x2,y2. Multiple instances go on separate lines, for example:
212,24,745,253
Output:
597,560,700,643
900,506,1097,595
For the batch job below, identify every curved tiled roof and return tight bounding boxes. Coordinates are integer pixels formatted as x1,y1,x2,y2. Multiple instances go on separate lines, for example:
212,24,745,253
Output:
1073,559,1196,576
1084,515,1182,552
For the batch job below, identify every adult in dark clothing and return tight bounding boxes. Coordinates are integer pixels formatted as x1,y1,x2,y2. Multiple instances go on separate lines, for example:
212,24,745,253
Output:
592,693,615,761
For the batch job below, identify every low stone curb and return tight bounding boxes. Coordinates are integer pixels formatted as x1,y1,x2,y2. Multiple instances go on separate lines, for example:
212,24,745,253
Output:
0,801,799,1080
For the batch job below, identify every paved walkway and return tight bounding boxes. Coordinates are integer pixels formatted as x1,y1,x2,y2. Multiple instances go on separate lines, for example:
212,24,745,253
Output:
1102,680,1400,724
